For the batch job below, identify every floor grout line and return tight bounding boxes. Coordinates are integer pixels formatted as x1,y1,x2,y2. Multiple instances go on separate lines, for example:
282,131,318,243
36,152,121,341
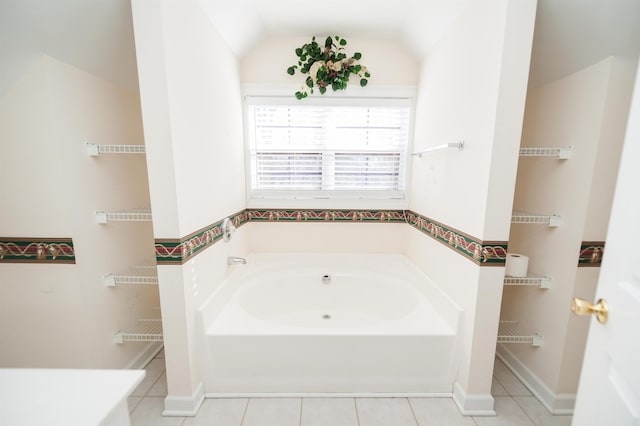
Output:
239,398,250,426
129,353,167,417
511,395,545,426
127,396,143,415
471,413,480,425
143,371,165,398
406,397,420,426
354,398,361,426
299,397,304,426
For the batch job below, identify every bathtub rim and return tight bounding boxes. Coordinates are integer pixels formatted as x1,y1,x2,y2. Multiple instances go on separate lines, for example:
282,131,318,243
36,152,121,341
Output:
198,252,464,334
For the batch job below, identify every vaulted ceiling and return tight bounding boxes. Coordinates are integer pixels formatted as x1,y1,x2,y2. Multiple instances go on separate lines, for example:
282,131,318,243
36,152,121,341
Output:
1,0,639,94
0,0,138,93
195,0,467,58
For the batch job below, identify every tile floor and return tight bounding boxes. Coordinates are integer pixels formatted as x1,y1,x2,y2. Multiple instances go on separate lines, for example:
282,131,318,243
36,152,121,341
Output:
128,350,573,426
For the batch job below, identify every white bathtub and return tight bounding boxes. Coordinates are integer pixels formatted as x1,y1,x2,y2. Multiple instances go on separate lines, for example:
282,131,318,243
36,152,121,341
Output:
197,253,462,395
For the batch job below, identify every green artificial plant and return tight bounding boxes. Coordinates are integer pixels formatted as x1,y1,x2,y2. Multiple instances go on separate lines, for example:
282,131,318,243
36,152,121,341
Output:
287,36,371,100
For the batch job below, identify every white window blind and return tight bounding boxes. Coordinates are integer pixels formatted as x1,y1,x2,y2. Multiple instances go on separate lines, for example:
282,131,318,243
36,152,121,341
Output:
246,99,412,203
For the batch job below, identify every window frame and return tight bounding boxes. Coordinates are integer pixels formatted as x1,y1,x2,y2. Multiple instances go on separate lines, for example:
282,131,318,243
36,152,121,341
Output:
242,85,416,209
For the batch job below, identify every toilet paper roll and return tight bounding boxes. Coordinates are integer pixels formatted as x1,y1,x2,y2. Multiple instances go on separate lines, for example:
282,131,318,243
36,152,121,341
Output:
505,253,529,277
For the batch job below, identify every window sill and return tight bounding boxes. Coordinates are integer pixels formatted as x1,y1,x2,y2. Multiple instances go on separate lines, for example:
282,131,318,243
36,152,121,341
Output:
246,196,409,211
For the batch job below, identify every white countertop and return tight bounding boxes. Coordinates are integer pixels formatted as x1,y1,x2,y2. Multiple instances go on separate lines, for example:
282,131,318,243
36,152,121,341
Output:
0,368,145,426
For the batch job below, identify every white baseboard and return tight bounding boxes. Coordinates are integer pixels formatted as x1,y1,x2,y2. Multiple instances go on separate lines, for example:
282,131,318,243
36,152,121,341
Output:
205,392,452,398
496,344,576,415
163,382,205,417
126,342,163,370
452,382,496,416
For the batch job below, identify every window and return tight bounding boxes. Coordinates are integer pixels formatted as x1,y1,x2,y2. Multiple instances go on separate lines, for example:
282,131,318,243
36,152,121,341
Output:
245,95,413,208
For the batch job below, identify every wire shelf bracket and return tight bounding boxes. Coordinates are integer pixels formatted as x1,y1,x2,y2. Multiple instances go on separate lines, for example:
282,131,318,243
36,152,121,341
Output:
86,142,146,156
95,207,152,224
497,321,543,347
511,211,561,227
519,146,573,160
504,273,551,289
412,141,464,158
113,319,163,344
103,261,158,287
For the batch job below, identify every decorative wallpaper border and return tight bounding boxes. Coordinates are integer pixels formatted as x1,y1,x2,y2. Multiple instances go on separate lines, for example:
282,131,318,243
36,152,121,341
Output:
3,224,599,268
578,241,605,267
154,209,405,264
0,238,75,264
405,211,508,265
246,209,407,223
155,210,250,265
155,208,508,266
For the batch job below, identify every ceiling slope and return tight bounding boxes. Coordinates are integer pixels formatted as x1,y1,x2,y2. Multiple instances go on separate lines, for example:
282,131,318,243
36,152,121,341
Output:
1,0,638,94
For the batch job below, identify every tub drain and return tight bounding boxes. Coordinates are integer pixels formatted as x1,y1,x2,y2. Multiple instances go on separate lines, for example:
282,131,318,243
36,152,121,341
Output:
322,314,331,320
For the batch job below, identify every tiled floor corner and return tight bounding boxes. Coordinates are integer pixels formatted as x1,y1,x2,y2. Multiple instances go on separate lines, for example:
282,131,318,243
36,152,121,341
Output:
127,350,573,426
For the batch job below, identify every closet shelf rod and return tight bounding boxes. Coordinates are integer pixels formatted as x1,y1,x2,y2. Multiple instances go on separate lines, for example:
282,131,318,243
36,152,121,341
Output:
411,141,464,158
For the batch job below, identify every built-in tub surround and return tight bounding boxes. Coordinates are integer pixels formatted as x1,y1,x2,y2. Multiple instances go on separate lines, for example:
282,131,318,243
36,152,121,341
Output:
197,253,462,394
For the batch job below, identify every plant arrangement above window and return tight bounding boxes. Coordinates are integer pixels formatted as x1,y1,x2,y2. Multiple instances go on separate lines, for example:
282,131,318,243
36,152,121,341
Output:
287,36,371,100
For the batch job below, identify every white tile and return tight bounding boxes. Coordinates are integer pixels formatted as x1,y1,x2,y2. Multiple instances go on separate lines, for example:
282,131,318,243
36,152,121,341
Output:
182,398,247,426
356,398,417,426
301,398,358,426
513,396,573,426
473,397,535,426
128,396,143,413
492,377,509,396
493,358,532,396
129,397,184,426
242,398,301,426
147,372,168,397
409,397,475,426
131,358,166,396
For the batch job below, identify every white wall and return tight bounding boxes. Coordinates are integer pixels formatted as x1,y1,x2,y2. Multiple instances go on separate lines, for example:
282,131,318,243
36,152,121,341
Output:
411,0,534,239
133,2,246,240
582,56,638,242
0,56,158,368
162,4,246,236
407,0,536,409
246,222,407,254
502,55,636,403
132,0,247,409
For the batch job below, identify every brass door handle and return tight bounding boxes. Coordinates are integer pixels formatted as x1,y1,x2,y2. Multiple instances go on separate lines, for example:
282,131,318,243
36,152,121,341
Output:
572,297,608,324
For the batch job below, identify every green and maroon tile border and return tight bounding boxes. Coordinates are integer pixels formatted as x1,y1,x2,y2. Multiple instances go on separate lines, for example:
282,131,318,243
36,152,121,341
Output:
404,211,508,265
578,241,605,267
0,238,75,264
